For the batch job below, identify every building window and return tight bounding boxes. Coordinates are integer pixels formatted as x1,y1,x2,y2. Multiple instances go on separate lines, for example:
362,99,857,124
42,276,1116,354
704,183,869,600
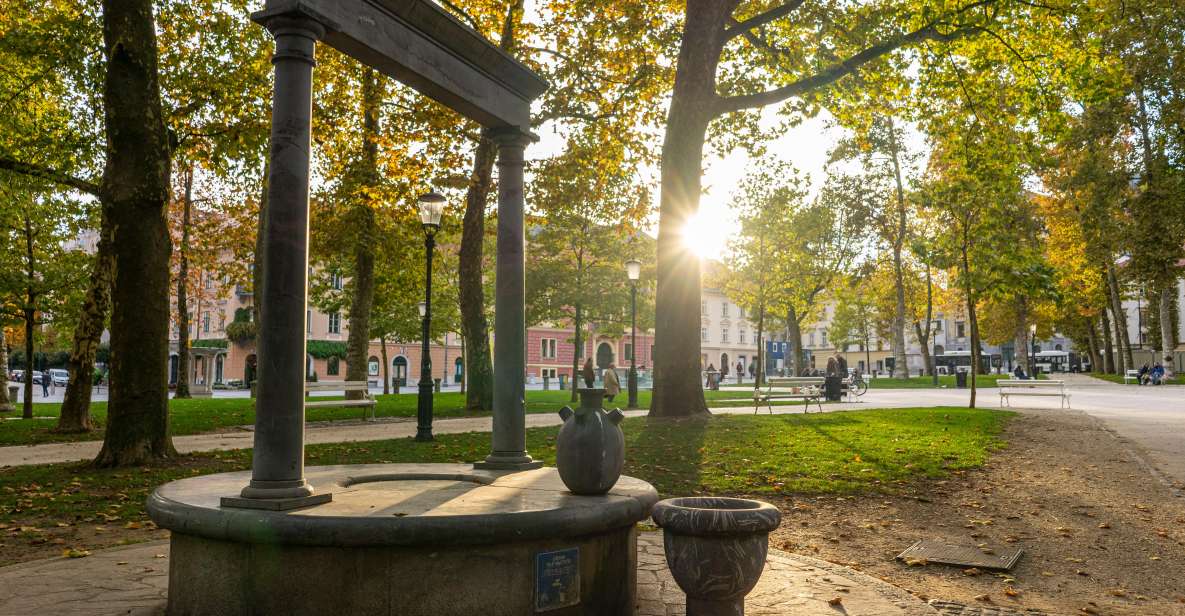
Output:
701,328,709,342
821,330,827,347
204,275,213,290
203,313,210,334
541,338,557,359
624,343,633,361
721,302,729,317
542,368,558,379
306,310,312,334
737,306,744,319
368,356,380,376
327,356,339,376
721,328,729,343
331,272,344,290
808,333,815,347
739,329,746,344
956,321,966,338
328,312,341,334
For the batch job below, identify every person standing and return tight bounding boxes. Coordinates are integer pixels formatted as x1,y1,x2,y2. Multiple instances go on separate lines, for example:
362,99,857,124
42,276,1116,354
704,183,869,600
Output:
603,363,621,402
581,357,595,388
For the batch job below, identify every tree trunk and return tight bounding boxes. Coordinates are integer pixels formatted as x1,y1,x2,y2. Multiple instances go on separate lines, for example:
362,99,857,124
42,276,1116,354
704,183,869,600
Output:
1100,312,1115,374
959,231,977,408
649,0,731,418
345,68,381,400
1108,306,1126,374
887,118,909,379
93,0,175,467
1107,266,1133,370
755,302,764,387
1013,296,1029,374
1085,317,1101,373
57,215,115,432
174,167,193,399
0,326,10,412
458,135,496,412
570,304,582,402
23,307,35,419
914,262,934,376
1159,284,1175,378
380,335,389,395
786,306,805,376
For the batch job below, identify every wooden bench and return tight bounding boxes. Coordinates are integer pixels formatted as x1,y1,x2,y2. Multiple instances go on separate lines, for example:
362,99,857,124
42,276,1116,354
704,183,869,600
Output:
305,381,376,421
754,377,825,414
1123,369,1141,384
998,379,1070,408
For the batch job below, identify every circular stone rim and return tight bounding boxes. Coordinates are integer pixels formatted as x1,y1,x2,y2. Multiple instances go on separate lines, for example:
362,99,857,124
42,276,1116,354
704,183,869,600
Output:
147,463,659,548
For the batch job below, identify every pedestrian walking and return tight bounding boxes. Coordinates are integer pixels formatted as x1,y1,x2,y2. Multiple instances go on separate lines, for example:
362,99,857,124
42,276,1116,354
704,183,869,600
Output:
581,357,595,388
603,363,620,402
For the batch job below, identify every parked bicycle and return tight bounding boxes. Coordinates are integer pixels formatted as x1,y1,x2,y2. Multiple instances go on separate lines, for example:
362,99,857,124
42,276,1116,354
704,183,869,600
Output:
846,370,868,397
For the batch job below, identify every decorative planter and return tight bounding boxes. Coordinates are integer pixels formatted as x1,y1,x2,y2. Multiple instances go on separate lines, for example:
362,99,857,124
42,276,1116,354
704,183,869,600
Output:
651,497,782,616
555,388,625,495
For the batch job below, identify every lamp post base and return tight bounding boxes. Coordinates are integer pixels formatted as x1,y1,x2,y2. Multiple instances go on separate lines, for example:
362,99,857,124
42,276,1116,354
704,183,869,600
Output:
416,379,434,441
627,367,639,409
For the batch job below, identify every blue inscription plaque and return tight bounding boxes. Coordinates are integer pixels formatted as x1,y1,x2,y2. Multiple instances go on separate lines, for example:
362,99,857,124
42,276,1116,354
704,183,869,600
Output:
535,547,580,611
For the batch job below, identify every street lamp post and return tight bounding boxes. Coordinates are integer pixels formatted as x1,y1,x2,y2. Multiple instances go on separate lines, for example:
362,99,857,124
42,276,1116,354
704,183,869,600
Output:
625,259,641,408
1029,323,1038,377
416,192,445,442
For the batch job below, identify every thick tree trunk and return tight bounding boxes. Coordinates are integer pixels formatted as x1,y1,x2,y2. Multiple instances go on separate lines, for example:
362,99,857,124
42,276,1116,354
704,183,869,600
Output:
786,306,804,376
0,327,10,412
458,135,496,412
57,215,114,432
649,0,731,418
1107,266,1133,370
23,308,35,419
380,336,389,395
93,0,175,467
914,263,934,376
174,168,193,399
959,234,977,408
1159,285,1175,378
887,118,909,379
345,68,381,399
1085,317,1101,373
1100,312,1115,374
1014,296,1029,374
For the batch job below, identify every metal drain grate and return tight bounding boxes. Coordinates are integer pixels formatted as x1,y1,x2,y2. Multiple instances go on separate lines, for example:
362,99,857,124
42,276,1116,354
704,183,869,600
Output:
897,539,1023,571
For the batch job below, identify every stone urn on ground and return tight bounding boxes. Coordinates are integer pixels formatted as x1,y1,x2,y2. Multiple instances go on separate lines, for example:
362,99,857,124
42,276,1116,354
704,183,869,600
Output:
651,497,782,616
556,388,625,495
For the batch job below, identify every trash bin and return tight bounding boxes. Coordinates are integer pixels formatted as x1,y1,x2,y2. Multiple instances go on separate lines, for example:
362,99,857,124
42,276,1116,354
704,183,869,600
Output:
559,374,568,390
392,379,401,395
955,371,968,388
824,375,843,401
8,385,19,402
542,376,550,391
434,378,442,393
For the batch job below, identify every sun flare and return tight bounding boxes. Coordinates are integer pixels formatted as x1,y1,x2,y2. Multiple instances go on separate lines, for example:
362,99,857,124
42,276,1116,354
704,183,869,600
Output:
681,211,728,260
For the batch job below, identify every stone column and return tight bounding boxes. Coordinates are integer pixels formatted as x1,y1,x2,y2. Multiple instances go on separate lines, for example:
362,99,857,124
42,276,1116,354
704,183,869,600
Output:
225,9,331,509
476,128,541,471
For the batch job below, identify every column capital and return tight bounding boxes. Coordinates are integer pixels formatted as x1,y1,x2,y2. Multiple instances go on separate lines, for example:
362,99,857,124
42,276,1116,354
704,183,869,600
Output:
252,2,336,39
484,126,538,148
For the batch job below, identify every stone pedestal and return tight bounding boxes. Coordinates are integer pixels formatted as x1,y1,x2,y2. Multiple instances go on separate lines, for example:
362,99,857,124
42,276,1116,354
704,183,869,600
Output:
148,464,657,616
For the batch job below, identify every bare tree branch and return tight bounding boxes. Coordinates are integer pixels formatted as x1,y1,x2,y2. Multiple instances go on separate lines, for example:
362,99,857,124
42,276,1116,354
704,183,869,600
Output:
0,157,101,196
724,1,807,41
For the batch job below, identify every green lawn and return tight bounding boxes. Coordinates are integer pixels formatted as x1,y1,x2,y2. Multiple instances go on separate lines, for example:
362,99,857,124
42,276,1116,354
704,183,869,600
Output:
0,389,802,447
1086,372,1185,385
866,372,1040,389
0,407,1009,541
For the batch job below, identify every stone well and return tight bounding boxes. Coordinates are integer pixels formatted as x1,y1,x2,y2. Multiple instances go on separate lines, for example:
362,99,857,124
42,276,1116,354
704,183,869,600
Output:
148,463,657,615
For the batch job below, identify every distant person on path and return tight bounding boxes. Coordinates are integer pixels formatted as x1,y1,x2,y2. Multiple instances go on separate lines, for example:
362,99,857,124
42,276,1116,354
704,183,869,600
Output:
581,357,595,388
825,355,839,377
602,364,620,402
834,352,848,378
1138,363,1150,385
1013,363,1028,380
41,373,49,397
720,363,730,384
736,361,744,382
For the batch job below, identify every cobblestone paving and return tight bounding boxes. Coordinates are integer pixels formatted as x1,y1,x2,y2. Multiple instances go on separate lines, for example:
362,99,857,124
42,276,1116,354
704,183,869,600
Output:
0,532,938,615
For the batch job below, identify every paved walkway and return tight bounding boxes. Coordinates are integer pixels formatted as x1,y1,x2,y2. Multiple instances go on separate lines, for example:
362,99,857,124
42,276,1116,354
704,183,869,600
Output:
0,532,937,616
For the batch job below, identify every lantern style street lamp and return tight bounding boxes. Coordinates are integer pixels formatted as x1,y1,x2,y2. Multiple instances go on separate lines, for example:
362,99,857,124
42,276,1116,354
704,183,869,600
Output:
416,192,445,442
1029,323,1038,377
931,319,942,387
626,259,642,408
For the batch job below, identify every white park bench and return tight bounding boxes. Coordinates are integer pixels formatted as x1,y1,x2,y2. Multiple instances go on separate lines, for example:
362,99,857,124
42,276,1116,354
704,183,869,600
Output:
998,379,1070,409
305,381,377,421
754,377,825,414
1123,369,1141,384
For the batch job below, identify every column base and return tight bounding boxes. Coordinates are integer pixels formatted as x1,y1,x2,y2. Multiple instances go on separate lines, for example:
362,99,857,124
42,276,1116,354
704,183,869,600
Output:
473,453,544,471
222,479,331,510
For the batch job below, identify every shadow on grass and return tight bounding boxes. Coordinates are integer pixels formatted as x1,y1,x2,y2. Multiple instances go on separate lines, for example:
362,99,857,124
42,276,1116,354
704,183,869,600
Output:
625,415,709,497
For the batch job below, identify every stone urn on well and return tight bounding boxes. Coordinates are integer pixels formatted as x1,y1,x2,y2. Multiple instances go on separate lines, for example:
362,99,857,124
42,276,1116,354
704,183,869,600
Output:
651,497,782,616
555,388,625,495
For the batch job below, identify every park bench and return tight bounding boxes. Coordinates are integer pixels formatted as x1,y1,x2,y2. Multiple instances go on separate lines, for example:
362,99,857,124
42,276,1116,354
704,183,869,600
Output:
998,379,1070,409
754,376,825,414
1123,369,1141,384
305,381,376,421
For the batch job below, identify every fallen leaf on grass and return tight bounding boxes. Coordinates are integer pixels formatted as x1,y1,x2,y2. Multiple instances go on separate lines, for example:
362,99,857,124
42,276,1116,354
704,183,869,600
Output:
1004,586,1020,597
974,594,991,602
63,548,90,558
962,568,983,576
